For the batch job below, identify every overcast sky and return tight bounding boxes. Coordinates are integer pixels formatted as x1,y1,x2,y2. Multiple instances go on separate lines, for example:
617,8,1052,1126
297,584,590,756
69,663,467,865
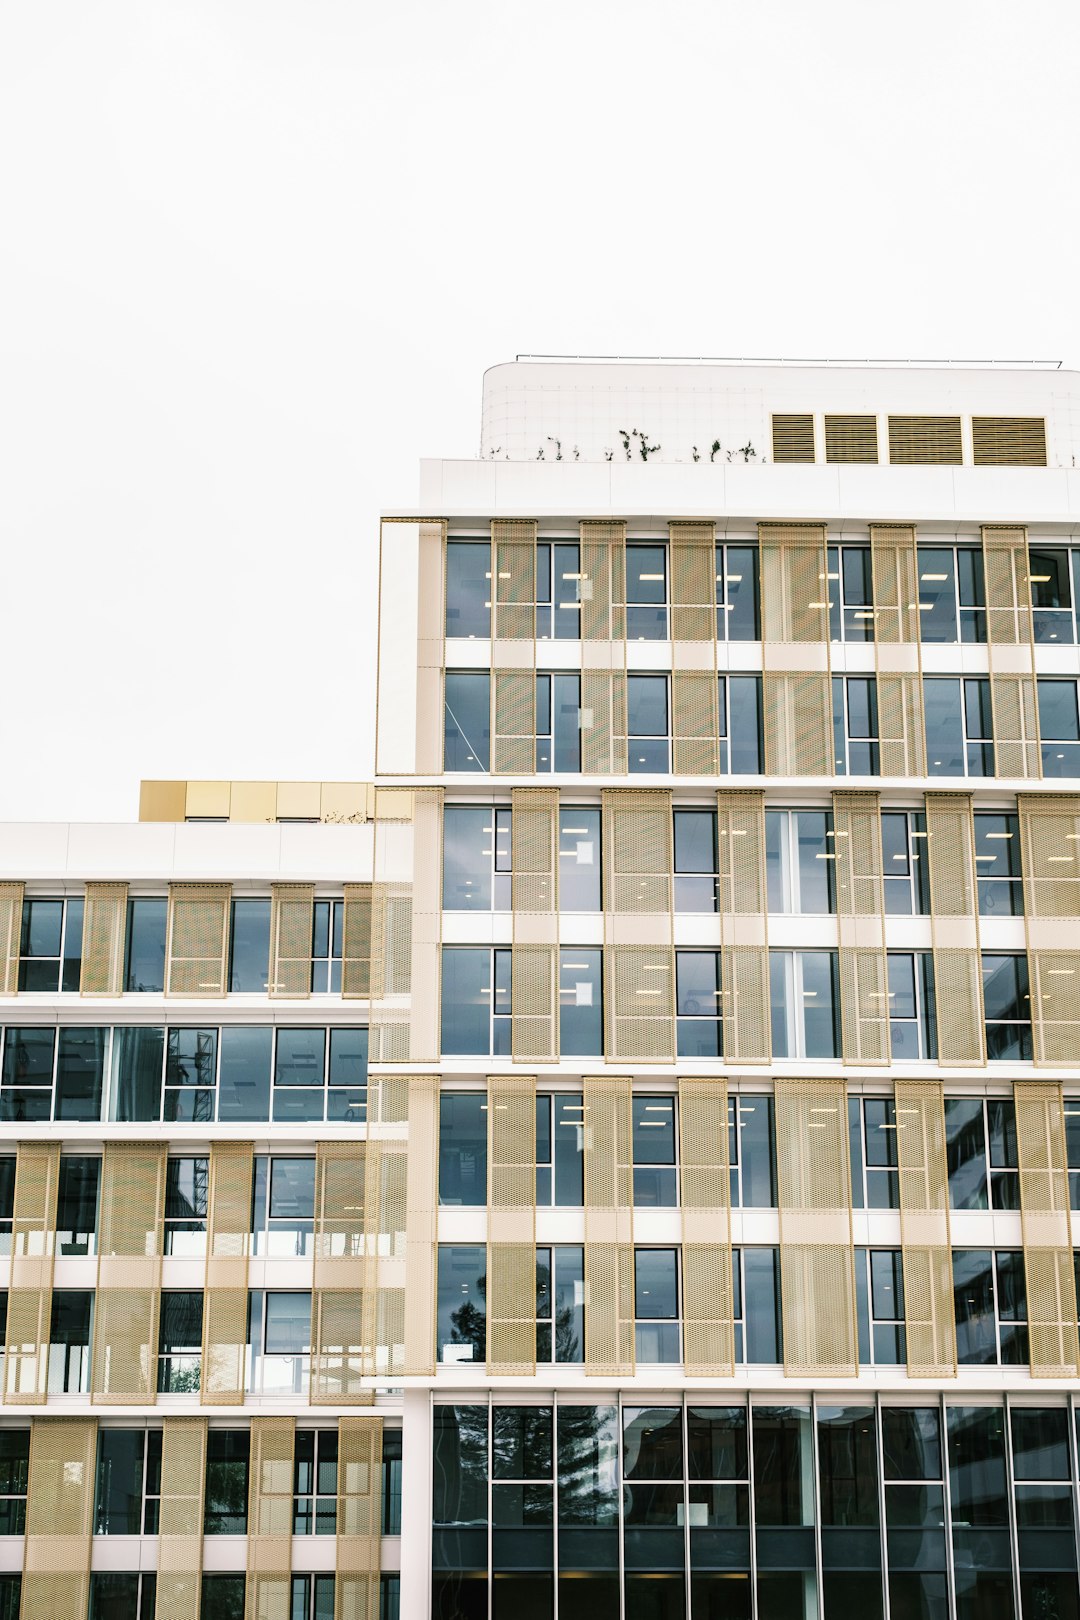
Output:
1,0,1078,821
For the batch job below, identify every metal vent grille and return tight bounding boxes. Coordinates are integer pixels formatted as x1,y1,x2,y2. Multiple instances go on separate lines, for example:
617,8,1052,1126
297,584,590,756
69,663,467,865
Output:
1015,1082,1079,1377
972,416,1047,466
165,882,231,997
887,415,962,464
21,1418,96,1618
269,883,314,999
771,414,815,463
492,519,537,641
4,1143,60,1404
584,1076,634,1377
824,414,878,463
247,1416,296,1620
92,1143,167,1404
202,1142,254,1405
80,881,127,996
336,1418,384,1620
487,1075,537,1375
895,1080,956,1377
679,1077,734,1377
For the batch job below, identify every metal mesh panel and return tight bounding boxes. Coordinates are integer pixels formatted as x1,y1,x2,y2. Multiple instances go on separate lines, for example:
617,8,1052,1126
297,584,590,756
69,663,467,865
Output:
79,881,127,996
758,523,829,643
606,945,675,1062
869,524,920,644
602,789,673,914
926,793,977,919
341,882,373,999
670,521,716,641
584,1077,634,1377
336,1417,383,1620
719,946,770,1064
990,672,1041,779
876,672,925,776
92,1143,167,1404
771,414,815,463
887,416,962,464
371,886,412,1000
158,1418,207,1620
581,668,628,775
973,416,1047,466
580,520,626,641
1029,951,1080,1066
983,525,1033,646
312,1143,369,1405
269,882,314,998
895,1080,956,1377
838,948,890,1065
1019,794,1080,924
833,792,889,1066
926,792,985,1066
492,519,537,642
511,788,559,915
511,944,557,1062
493,670,536,775
1015,1082,1079,1377
717,790,767,915
763,672,833,776
672,671,720,776
488,1075,537,1375
775,1078,857,1377
824,414,878,463
833,791,884,917
363,1139,408,1382
679,1077,733,1376
202,1141,253,1404
403,1077,439,1377
165,881,231,997
0,880,21,994
22,1418,96,1618
717,791,769,1063
5,1143,60,1404
247,1416,295,1620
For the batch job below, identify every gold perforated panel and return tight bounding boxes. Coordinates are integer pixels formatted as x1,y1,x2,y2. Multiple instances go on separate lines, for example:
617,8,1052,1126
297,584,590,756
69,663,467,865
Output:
0,881,22,995
158,1418,207,1620
606,945,675,1062
584,1077,634,1376
876,672,926,777
670,521,716,641
5,1143,60,1404
165,882,230,997
402,1077,439,1377
679,1077,734,1376
925,793,984,1066
79,881,127,996
763,672,833,776
247,1415,295,1619
581,668,628,776
983,525,1033,647
371,887,412,1000
758,523,829,643
1030,951,1080,1065
1019,795,1080,924
888,416,962,464
22,1418,96,1616
336,1417,383,1620
771,414,815,463
870,525,920,645
511,944,557,1062
1015,1082,1079,1377
269,882,314,998
833,792,889,1066
487,1076,537,1375
824,414,878,463
775,1078,857,1377
973,416,1047,466
493,670,536,775
312,1142,369,1405
492,519,537,642
991,673,1041,779
717,791,769,1063
202,1141,253,1404
580,521,626,641
603,789,673,914
341,882,373,999
672,671,720,776
511,788,559,916
92,1144,166,1404
895,1080,956,1377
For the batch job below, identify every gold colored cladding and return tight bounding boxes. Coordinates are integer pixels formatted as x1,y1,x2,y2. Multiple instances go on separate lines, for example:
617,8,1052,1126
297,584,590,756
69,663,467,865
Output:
0,881,23,994
269,882,315,998
512,945,557,1062
602,789,673,914
493,669,537,775
158,1418,208,1620
763,671,834,776
679,1077,734,1377
492,518,538,641
488,1076,538,1375
672,670,720,776
824,414,878,463
511,788,558,914
876,672,926,777
1018,795,1080,921
894,1081,957,1378
202,1142,254,1404
312,1142,370,1405
717,791,770,1064
341,883,374,999
606,945,675,1062
336,1417,383,1620
669,521,716,641
925,792,985,1067
887,415,963,464
165,881,231,997
771,414,815,463
138,780,188,822
775,1078,858,1378
982,526,1041,779
92,1143,167,1404
138,780,374,822
973,416,1047,466
79,882,128,997
1014,1082,1080,1377
758,523,829,643
869,525,920,645
580,520,626,641
1029,951,1080,1066
246,1415,296,1619
21,1417,96,1617
833,792,890,1067
581,668,628,775
5,1143,61,1405
584,1076,634,1377
401,1076,439,1378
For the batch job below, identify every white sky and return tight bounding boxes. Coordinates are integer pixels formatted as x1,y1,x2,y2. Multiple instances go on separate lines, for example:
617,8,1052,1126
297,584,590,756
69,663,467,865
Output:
1,0,1078,821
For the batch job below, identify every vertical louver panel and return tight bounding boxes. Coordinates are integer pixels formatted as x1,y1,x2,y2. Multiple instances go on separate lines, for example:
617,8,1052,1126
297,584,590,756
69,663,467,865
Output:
581,668,628,776
22,1418,96,1618
679,1077,734,1377
758,523,830,643
824,414,878,463
0,881,23,994
269,882,314,998
834,792,890,1066
895,1080,956,1378
92,1144,167,1404
580,521,626,641
771,414,815,463
202,1142,253,1405
492,670,536,775
870,524,920,645
1018,794,1080,928
606,944,675,1062
838,949,891,1065
876,672,926,777
584,1076,634,1377
487,1075,537,1376
341,883,373,999
336,1417,383,1620
763,672,833,776
887,416,962,464
982,526,1039,777
775,1079,857,1377
158,1418,207,1620
1015,1082,1079,1378
671,671,720,776
983,524,1033,647
669,521,716,641
79,881,127,996
510,788,559,916
492,519,537,641
973,416,1047,466
4,1143,60,1404
833,790,885,916
602,790,673,914
925,793,984,1066
1029,951,1080,1066
717,791,769,1064
990,673,1041,780
403,1076,439,1377
165,882,231,997
511,945,557,1062
312,1142,369,1405
246,1416,296,1620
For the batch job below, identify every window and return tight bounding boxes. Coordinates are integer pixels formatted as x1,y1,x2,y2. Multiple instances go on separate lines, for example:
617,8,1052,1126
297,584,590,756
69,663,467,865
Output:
252,1156,316,1254
974,813,1022,915
849,1098,899,1209
634,1248,680,1363
18,896,83,991
832,676,879,775
675,952,723,1057
1030,545,1080,644
0,1431,28,1534
164,1157,208,1256
716,544,760,641
765,810,834,914
558,949,603,1056
201,1575,245,1620
558,807,601,910
311,900,343,992
219,1027,275,1127
293,1430,338,1534
718,674,763,774
536,1245,584,1362
156,1292,202,1394
443,806,512,911
827,545,875,641
625,543,668,639
923,677,993,776
110,1027,165,1122
124,898,167,992
944,1097,1019,1211
445,540,490,639
983,953,1032,1061
816,1403,881,1617
165,1027,217,1121
0,1027,106,1122
436,1245,486,1364
88,1574,158,1620
273,1027,367,1123
535,672,581,771
48,1290,93,1393
883,1407,946,1620
732,1248,782,1362
439,1093,488,1206
0,1159,13,1255
881,811,930,914
444,671,490,772
674,810,717,912
1011,1408,1077,1620
854,1249,905,1364
769,950,840,1058
728,1096,776,1208
204,1431,250,1534
886,952,936,1059
57,1154,100,1254
490,1406,554,1605
1037,679,1080,777
382,1430,403,1535
536,538,582,640
1068,1104,1080,1211
633,1096,677,1206
227,899,270,992
535,1093,584,1205
953,1249,1027,1364
440,947,510,1056
290,1575,336,1620
917,546,985,642
249,1290,311,1395
626,674,669,772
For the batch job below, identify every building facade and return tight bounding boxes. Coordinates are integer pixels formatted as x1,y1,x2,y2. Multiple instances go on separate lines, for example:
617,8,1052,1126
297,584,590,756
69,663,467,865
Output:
4,358,1080,1620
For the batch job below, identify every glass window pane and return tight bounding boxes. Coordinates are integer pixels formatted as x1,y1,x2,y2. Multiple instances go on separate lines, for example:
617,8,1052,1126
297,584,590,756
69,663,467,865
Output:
559,950,603,1058
728,676,762,774
55,1028,106,1121
228,900,270,992
444,673,491,772
627,675,668,736
441,949,492,1056
111,1027,164,1122
795,812,832,913
1038,680,1080,741
634,1251,678,1319
446,542,491,639
125,899,167,992
558,810,600,912
443,808,495,910
439,1094,488,1206
436,1246,487,1365
218,1027,272,1122
264,1292,311,1355
800,951,839,1058
923,680,965,775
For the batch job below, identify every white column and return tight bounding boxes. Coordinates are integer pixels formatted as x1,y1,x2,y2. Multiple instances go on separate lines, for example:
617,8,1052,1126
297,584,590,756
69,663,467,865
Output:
399,1388,432,1620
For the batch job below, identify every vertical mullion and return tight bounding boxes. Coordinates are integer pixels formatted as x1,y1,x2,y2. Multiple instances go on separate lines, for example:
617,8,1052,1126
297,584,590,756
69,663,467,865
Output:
810,1393,824,1620
875,1395,890,1620
746,1393,758,1620
941,1394,957,1620
1003,1393,1022,1620
617,1391,626,1620
681,1398,691,1620
487,1392,493,1620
